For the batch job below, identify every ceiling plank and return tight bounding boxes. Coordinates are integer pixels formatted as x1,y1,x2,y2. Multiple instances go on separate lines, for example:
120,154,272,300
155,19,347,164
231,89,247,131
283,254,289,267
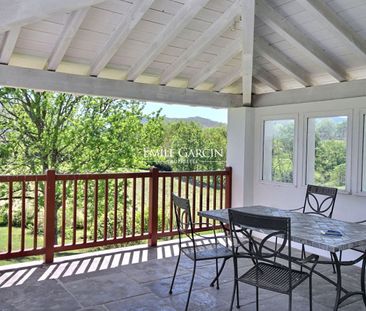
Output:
241,0,255,105
213,67,241,92
89,0,154,77
159,0,241,85
127,0,209,82
188,38,241,89
0,0,105,33
47,8,89,71
0,65,244,108
255,36,311,87
253,67,281,91
255,0,348,82
0,27,21,64
253,78,366,107
297,0,366,61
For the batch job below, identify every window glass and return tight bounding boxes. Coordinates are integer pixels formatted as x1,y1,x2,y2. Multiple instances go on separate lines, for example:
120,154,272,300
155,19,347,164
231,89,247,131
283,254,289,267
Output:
306,116,347,190
262,119,295,183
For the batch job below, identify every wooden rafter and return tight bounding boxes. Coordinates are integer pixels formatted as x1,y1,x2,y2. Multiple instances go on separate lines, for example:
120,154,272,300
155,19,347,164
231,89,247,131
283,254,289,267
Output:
47,8,89,71
127,0,209,82
159,0,241,85
255,0,348,82
89,0,154,77
0,27,21,64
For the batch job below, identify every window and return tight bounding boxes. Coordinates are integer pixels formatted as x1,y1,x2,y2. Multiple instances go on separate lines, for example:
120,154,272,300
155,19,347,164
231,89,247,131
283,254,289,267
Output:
362,115,366,192
262,119,295,183
306,116,348,190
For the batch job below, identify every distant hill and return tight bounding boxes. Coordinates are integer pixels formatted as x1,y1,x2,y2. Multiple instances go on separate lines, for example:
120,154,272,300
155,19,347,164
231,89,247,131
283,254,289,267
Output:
164,116,226,128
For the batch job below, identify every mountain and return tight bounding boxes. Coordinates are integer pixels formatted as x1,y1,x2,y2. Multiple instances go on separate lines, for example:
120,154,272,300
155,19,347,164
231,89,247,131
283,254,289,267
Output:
164,116,226,128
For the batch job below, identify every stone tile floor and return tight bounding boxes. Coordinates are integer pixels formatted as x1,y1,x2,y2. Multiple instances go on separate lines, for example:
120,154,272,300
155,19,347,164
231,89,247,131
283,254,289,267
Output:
0,240,365,311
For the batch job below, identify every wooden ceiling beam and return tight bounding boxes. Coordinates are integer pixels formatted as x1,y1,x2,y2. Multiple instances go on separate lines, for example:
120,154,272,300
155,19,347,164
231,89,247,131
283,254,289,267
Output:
0,27,21,64
0,0,104,33
127,0,209,82
188,38,241,89
298,0,366,61
256,0,348,82
255,36,311,87
159,0,241,85
47,8,89,71
89,0,154,77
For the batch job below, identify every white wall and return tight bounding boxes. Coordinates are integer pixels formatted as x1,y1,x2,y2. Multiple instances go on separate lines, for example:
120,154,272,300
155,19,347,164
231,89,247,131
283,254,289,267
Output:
227,107,255,207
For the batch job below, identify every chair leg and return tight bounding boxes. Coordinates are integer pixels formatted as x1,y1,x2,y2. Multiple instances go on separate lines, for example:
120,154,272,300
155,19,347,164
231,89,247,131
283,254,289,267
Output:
230,280,236,311
215,258,220,289
309,276,313,311
169,251,181,294
274,237,278,263
185,261,196,311
210,257,228,288
301,245,305,273
256,286,259,311
236,280,240,308
289,292,292,311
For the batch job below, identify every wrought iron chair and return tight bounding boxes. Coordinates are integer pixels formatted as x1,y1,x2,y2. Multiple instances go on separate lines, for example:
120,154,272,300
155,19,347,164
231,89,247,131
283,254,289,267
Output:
228,209,319,311
289,184,338,218
169,194,232,311
287,185,338,272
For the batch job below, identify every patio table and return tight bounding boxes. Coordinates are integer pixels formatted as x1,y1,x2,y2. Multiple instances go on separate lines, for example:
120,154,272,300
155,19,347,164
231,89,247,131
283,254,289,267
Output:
199,205,366,311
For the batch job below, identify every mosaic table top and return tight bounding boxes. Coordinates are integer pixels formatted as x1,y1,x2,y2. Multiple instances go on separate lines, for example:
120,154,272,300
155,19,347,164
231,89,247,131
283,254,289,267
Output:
199,206,366,252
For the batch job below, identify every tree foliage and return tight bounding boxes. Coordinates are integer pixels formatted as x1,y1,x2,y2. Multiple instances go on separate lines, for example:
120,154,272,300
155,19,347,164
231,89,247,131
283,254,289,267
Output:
0,88,164,174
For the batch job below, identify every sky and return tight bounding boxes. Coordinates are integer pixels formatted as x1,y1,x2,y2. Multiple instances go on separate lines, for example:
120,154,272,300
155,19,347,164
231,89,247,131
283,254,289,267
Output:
143,101,227,123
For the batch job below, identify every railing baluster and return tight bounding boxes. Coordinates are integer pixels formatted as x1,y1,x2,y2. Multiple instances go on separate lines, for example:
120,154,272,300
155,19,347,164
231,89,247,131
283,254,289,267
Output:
185,175,189,199
141,177,145,236
8,181,13,253
61,180,66,246
132,177,136,237
199,175,203,228
170,176,174,232
21,180,26,252
34,181,38,250
206,175,210,226
73,179,77,245
162,176,165,233
94,179,98,242
104,179,108,241
123,177,127,238
213,175,217,227
192,177,196,226
220,174,223,210
178,175,182,196
114,178,118,239
83,180,88,244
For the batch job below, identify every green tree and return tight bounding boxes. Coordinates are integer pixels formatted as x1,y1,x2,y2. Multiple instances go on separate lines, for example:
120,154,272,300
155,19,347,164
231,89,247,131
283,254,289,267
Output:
0,87,164,174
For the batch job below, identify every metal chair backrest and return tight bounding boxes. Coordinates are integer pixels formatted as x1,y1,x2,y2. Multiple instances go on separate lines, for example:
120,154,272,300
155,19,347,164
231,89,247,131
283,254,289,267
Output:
303,185,337,218
172,193,195,243
228,209,291,264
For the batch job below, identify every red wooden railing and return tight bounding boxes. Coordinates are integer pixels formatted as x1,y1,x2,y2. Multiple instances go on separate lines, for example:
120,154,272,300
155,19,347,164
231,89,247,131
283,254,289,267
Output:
0,167,232,263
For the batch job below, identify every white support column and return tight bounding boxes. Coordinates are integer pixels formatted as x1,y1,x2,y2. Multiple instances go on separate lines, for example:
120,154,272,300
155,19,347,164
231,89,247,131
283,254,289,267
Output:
227,107,255,207
241,0,255,105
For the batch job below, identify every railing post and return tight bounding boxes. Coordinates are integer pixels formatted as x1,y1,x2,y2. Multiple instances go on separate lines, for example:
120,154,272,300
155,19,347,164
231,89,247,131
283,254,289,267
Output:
225,166,232,209
44,169,56,263
148,167,159,247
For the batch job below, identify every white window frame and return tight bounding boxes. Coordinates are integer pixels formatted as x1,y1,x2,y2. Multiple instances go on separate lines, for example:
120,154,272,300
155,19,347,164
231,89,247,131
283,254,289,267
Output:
356,109,366,195
303,110,352,193
259,114,298,187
